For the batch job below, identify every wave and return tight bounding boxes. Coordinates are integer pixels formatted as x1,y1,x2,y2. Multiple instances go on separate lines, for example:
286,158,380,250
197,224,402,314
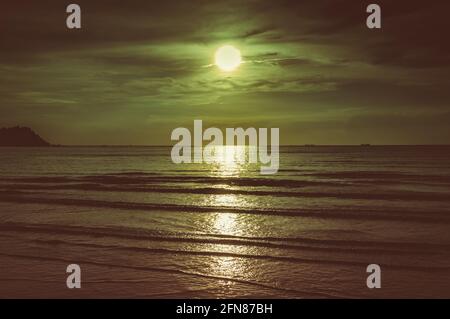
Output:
2,182,450,202
1,222,448,256
1,236,448,274
305,171,450,183
3,169,450,185
0,174,335,188
1,190,450,223
0,252,332,298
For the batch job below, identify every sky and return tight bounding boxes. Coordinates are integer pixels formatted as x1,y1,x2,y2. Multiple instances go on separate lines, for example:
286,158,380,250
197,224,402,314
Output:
0,0,449,145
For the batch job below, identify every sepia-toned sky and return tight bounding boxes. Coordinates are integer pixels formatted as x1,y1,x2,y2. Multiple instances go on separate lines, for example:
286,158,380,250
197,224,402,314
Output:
0,0,449,145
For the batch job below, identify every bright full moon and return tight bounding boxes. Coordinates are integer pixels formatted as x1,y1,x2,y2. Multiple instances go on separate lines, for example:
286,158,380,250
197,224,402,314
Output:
215,45,242,72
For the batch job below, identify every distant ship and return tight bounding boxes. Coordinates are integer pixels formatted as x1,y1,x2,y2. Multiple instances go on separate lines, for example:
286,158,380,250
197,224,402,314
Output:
360,144,372,146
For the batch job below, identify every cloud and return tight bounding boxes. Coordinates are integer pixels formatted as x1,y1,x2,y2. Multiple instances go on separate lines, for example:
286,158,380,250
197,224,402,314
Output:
0,0,449,144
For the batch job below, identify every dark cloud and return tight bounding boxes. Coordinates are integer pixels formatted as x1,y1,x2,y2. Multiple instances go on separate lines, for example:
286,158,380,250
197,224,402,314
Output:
0,0,449,144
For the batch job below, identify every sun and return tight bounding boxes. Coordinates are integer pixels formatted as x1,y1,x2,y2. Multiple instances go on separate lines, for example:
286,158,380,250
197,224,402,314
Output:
215,45,242,72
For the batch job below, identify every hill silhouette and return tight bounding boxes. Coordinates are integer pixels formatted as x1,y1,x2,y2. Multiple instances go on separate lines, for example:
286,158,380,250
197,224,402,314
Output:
0,126,51,146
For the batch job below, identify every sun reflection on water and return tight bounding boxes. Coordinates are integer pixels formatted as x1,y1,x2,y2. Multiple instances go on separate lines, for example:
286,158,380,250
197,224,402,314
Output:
205,211,253,286
205,145,255,177
206,194,241,235
213,212,237,234
198,146,259,283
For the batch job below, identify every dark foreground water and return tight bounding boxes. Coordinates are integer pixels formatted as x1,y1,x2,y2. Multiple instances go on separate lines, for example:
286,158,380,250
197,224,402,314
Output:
0,146,449,298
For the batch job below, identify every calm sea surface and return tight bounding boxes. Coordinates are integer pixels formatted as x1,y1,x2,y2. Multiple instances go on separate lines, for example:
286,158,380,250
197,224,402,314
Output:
0,146,449,298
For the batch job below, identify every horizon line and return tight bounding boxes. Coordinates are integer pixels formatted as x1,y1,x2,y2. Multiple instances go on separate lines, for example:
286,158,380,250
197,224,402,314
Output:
38,144,450,147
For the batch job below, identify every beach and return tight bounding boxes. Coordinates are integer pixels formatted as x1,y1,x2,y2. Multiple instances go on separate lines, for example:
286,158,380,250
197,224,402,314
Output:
0,145,449,298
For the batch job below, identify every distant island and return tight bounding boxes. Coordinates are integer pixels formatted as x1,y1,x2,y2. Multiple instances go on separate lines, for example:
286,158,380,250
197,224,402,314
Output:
0,126,51,146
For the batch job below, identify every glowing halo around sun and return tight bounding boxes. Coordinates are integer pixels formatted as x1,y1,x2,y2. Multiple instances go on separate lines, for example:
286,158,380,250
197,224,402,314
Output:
214,45,242,72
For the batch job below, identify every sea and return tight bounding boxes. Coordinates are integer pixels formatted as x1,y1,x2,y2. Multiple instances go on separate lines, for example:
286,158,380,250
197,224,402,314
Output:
0,145,449,298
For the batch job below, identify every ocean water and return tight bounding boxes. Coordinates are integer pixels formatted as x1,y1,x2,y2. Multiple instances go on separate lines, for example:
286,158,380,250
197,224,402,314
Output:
0,145,449,298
